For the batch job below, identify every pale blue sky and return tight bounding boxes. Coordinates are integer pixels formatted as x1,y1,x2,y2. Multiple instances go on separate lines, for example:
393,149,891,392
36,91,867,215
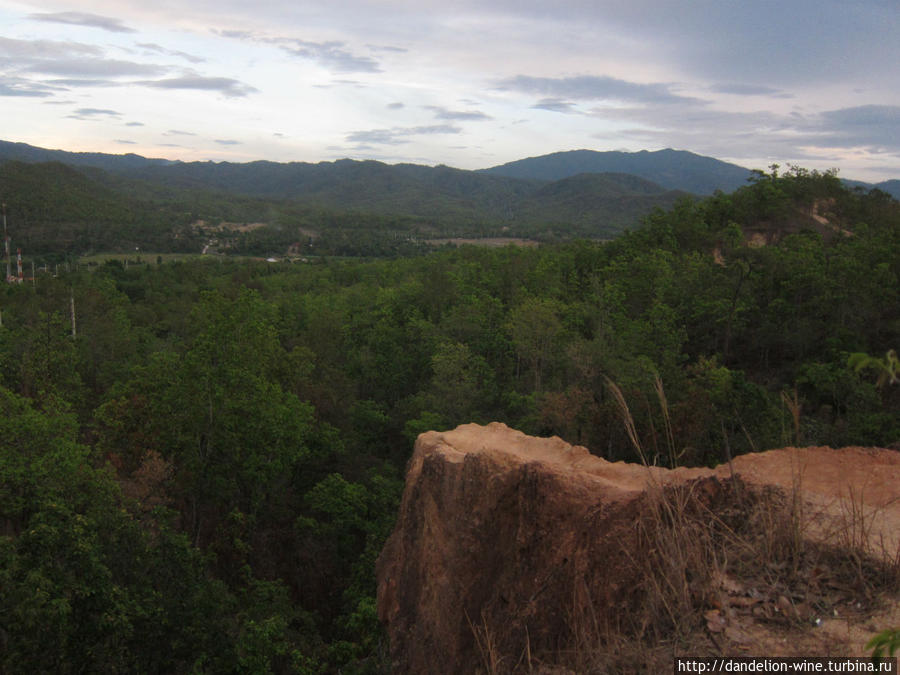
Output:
1,0,898,182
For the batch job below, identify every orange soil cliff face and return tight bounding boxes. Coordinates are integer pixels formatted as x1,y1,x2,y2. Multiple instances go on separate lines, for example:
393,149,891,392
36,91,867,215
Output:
376,423,900,674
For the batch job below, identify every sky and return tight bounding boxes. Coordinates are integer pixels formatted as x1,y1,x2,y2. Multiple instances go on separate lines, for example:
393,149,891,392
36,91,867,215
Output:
1,0,899,182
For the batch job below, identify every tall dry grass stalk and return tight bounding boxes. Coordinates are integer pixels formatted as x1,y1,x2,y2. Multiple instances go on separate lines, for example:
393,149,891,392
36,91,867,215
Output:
470,380,898,673
781,387,802,446
633,481,714,638
826,486,900,591
604,376,647,466
606,374,682,468
653,374,681,468
469,476,899,673
467,610,503,675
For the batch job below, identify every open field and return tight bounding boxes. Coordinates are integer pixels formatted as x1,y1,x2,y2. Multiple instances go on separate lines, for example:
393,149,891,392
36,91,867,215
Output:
424,237,541,248
76,252,263,265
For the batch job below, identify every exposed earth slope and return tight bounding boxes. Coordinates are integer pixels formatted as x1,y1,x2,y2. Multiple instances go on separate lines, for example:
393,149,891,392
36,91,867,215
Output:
377,423,900,673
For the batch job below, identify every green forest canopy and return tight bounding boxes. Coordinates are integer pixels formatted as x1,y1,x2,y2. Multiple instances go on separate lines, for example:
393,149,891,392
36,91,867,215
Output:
0,166,897,672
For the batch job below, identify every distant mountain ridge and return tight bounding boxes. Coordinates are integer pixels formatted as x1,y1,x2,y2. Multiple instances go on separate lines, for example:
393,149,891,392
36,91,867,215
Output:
2,140,897,198
0,140,697,241
480,148,755,194
0,140,175,172
877,179,900,198
1,141,897,254
480,148,900,199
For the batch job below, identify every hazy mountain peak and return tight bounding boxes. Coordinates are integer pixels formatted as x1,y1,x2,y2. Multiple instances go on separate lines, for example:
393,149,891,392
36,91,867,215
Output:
479,148,754,194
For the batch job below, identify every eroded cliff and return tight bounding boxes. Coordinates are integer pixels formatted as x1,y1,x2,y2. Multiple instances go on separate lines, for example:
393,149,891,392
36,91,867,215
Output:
377,423,900,673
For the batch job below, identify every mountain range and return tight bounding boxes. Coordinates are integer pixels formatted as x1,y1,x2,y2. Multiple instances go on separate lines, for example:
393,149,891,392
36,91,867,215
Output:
480,148,753,194
0,141,751,197
3,140,897,197
0,139,897,255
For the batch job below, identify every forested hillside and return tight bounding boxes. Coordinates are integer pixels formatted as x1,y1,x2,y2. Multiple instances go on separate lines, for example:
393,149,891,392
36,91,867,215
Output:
4,142,898,260
0,157,685,256
0,166,897,672
0,139,175,172
480,148,754,194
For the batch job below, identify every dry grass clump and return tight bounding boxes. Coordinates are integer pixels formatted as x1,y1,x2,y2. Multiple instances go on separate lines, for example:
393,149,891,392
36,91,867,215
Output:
468,380,898,673
567,479,898,674
472,476,899,674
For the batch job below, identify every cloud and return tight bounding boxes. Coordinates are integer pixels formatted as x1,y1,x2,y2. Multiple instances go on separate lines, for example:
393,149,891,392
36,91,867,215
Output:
115,139,137,144
495,1,900,90
165,130,197,136
387,102,404,110
497,74,704,106
126,121,145,127
0,84,51,97
274,39,381,73
141,76,258,97
214,139,241,145
215,29,254,40
397,124,461,135
347,124,461,146
75,107,120,116
531,98,579,114
580,99,810,162
820,105,900,129
23,58,167,77
28,11,136,34
709,83,791,97
367,44,408,54
0,36,102,60
0,37,167,79
346,130,406,146
138,43,206,64
0,76,55,97
44,78,121,87
67,107,122,120
426,105,492,121
816,105,900,149
0,36,253,101
214,30,380,73
582,99,900,166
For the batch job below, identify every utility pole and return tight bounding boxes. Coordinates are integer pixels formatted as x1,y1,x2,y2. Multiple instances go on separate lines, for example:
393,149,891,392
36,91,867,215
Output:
2,203,9,282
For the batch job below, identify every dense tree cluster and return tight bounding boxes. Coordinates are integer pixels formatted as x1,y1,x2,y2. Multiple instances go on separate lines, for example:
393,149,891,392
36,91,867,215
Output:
0,157,694,260
0,167,897,671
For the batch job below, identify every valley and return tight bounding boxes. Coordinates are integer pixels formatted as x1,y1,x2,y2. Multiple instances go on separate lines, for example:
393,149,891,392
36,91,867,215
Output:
0,145,897,673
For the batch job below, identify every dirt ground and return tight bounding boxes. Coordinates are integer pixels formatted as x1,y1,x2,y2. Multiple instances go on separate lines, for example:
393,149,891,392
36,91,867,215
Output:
421,426,900,661
705,446,900,658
